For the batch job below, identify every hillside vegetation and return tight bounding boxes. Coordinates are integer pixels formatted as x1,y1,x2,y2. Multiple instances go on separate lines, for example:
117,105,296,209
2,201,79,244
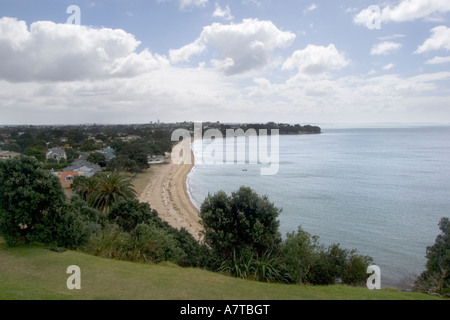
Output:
0,239,440,300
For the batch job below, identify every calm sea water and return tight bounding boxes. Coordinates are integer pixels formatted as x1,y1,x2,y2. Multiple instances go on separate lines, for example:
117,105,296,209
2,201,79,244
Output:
186,125,450,288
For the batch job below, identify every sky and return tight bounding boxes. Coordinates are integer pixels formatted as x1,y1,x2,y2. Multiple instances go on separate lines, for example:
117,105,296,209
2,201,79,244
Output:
0,0,449,125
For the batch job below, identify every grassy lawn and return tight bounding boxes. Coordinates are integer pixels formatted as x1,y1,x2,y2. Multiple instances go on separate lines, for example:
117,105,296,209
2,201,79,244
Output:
0,238,441,300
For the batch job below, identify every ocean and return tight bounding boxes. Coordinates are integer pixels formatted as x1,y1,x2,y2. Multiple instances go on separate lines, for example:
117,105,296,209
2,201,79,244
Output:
186,124,450,288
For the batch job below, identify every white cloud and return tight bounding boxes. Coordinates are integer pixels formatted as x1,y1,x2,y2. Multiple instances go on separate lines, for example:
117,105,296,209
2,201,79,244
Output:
382,63,395,70
415,26,450,54
425,56,450,64
244,71,450,123
169,39,206,63
353,6,382,27
213,3,234,20
303,4,317,14
378,34,405,41
180,0,208,10
354,0,450,26
282,44,349,74
0,17,168,82
382,0,450,22
171,19,296,75
158,0,208,10
370,41,402,55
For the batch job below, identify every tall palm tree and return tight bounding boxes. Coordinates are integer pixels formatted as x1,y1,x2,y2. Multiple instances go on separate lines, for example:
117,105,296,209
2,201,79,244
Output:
91,173,137,214
72,176,99,202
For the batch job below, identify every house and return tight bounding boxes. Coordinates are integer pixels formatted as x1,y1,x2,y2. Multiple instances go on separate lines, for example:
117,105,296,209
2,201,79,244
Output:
92,147,116,162
63,159,101,178
46,148,67,163
0,151,20,160
102,148,116,162
77,151,89,161
57,171,80,197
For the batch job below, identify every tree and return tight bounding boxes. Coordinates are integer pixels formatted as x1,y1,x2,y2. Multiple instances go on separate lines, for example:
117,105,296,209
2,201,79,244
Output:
200,186,282,260
23,145,46,162
108,198,158,232
88,152,106,167
72,176,99,203
90,173,137,214
114,140,153,171
280,226,321,284
1,143,21,153
0,155,93,248
415,217,450,297
106,155,140,173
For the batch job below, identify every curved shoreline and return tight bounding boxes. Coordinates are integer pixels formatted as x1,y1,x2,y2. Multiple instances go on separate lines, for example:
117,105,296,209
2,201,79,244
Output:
138,147,204,241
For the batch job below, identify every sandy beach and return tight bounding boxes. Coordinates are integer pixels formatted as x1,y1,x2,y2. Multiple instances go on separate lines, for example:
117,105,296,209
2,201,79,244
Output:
138,149,204,241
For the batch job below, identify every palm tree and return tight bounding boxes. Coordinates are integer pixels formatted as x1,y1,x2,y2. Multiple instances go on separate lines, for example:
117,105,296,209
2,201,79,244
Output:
72,176,99,202
90,173,137,214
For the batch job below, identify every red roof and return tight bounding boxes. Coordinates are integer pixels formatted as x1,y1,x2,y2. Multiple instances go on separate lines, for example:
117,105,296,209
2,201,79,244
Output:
58,171,79,189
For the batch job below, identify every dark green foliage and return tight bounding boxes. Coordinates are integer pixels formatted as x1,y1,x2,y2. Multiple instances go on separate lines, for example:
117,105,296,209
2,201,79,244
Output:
106,155,141,173
281,226,321,284
0,156,97,248
200,186,282,260
23,145,46,162
87,152,106,167
415,217,450,297
127,223,184,263
219,248,289,283
72,176,99,202
83,223,131,260
83,198,204,266
0,155,66,246
64,148,78,163
114,140,152,171
108,199,158,232
72,173,137,214
280,227,372,286
172,228,208,268
80,140,102,152
1,143,21,153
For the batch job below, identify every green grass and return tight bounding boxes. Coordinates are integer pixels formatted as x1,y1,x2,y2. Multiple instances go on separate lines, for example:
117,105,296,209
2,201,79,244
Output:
0,239,442,300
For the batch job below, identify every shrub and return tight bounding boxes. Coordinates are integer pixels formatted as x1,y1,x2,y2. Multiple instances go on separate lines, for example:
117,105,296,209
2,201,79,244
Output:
108,199,157,232
200,186,282,260
0,155,95,248
127,223,184,263
83,223,131,260
218,248,289,283
415,217,450,297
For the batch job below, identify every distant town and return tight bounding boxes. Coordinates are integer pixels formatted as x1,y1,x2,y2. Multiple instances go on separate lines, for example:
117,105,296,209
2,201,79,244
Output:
0,121,321,195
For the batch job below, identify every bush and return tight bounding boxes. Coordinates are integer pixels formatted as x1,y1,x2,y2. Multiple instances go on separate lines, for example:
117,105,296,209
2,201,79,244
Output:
83,223,131,260
108,199,158,232
280,226,321,284
279,227,372,286
0,155,94,248
127,223,184,263
218,248,289,283
414,217,450,297
200,186,282,260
